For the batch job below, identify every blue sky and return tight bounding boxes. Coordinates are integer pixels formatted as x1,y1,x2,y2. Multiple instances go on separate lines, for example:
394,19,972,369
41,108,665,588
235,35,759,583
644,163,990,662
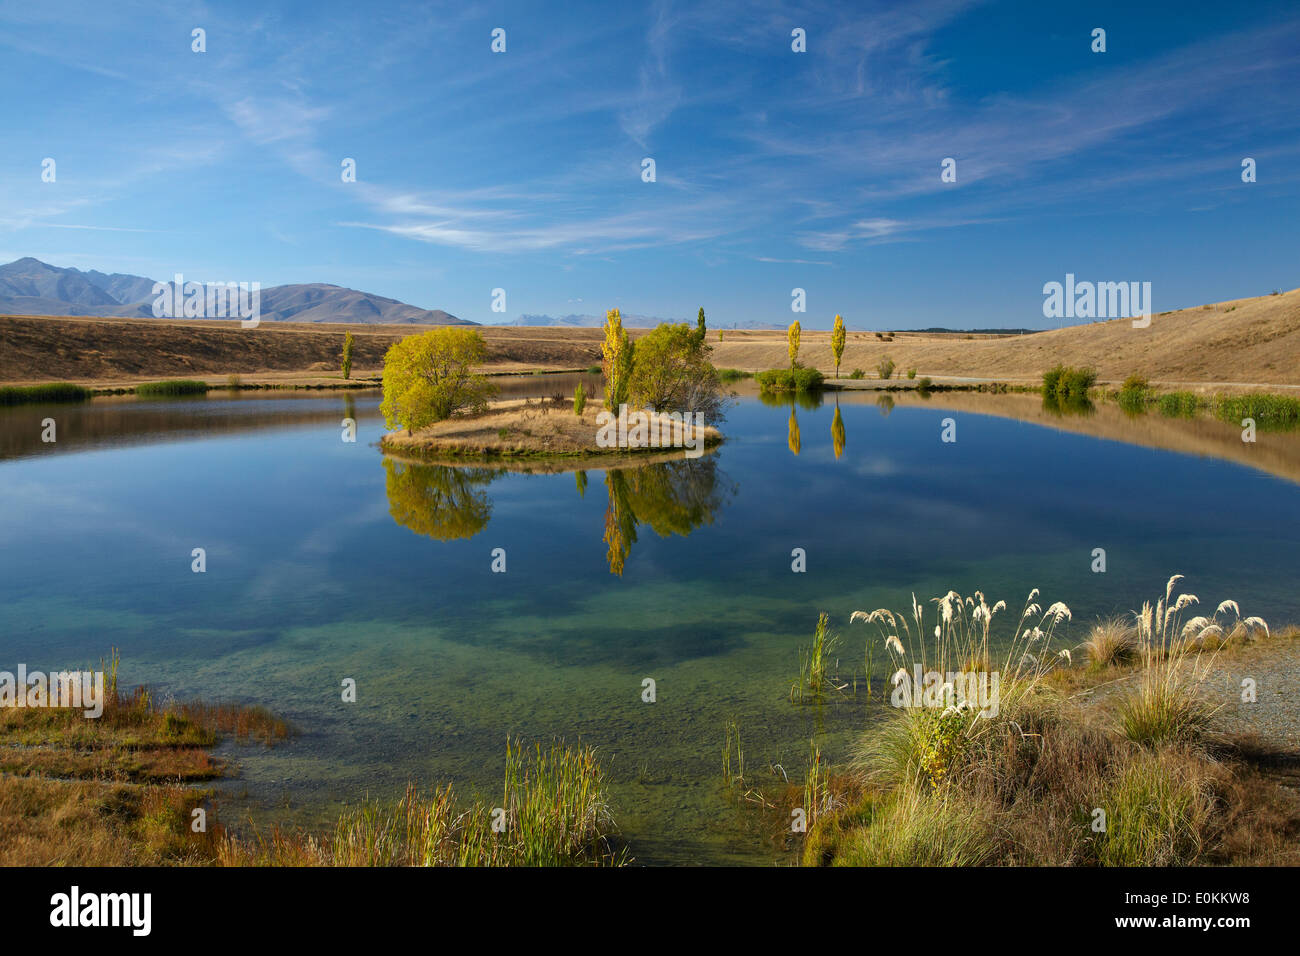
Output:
1,0,1297,329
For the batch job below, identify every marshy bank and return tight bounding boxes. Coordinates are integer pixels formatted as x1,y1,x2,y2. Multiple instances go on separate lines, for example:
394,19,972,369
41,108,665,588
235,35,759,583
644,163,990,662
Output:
0,650,289,865
0,652,623,867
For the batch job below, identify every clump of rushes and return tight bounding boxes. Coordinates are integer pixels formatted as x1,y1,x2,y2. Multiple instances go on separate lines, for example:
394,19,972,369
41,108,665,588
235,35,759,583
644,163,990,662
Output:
1212,393,1300,429
717,368,752,382
848,368,865,379
135,379,210,397
722,719,745,789
0,383,92,405
1117,374,1150,413
907,367,917,380
573,381,586,416
1157,391,1201,417
791,612,843,704
223,738,623,866
876,357,895,380
804,739,830,828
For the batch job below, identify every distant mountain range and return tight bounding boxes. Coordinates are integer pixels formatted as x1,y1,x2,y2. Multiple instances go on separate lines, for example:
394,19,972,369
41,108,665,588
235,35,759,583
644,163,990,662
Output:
0,258,471,325
499,313,786,330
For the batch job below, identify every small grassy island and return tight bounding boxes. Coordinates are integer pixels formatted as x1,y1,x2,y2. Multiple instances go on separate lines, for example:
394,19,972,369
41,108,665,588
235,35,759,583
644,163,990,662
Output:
380,396,722,462
377,310,729,464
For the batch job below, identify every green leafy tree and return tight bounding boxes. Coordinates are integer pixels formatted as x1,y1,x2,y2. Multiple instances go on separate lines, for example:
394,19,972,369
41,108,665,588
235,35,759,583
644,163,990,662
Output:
601,308,634,409
380,328,496,432
788,320,801,369
830,315,845,379
695,306,707,346
626,322,727,420
574,381,587,416
342,331,355,380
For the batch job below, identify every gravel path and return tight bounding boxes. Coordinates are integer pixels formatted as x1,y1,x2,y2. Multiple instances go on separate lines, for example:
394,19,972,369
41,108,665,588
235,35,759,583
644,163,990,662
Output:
1204,639,1300,751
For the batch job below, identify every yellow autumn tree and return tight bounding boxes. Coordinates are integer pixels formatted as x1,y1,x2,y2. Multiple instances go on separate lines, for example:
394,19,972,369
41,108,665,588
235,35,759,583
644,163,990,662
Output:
380,328,495,432
830,315,845,379
601,308,634,409
788,320,801,369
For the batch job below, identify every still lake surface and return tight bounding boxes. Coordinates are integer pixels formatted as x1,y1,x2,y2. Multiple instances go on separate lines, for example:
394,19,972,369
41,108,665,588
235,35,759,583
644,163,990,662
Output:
2,377,1298,864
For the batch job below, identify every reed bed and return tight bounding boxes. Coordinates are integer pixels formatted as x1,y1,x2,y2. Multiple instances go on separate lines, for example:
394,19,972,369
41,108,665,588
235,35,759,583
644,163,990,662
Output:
134,379,210,397
221,738,624,867
1212,392,1300,428
0,382,92,405
1156,390,1201,417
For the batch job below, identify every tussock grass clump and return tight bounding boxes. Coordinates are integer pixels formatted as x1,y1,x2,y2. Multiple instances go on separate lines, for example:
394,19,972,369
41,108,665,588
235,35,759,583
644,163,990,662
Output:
716,368,752,382
809,787,999,866
876,357,896,380
1082,616,1139,671
1118,577,1267,747
851,587,1073,789
1096,749,1217,866
756,366,824,393
0,382,92,405
135,379,210,397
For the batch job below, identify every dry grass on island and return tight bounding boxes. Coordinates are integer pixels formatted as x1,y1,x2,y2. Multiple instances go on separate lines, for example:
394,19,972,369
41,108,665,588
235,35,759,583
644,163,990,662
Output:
379,396,721,461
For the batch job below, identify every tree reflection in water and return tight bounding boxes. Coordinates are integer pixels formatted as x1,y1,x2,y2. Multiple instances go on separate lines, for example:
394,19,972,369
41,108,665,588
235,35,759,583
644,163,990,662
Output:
382,455,733,575
602,456,735,576
383,458,500,540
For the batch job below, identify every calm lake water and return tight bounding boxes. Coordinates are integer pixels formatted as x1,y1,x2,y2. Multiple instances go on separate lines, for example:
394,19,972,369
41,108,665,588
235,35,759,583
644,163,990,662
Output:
2,378,1298,864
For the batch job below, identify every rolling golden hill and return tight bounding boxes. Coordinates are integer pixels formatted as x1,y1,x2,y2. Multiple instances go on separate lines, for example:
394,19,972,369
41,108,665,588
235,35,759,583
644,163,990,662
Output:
2,287,1296,388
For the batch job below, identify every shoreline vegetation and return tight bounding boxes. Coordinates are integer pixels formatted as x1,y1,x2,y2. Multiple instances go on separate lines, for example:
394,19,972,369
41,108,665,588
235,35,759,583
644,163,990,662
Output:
7,581,1297,866
742,577,1300,867
1037,365,1300,430
0,652,622,866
